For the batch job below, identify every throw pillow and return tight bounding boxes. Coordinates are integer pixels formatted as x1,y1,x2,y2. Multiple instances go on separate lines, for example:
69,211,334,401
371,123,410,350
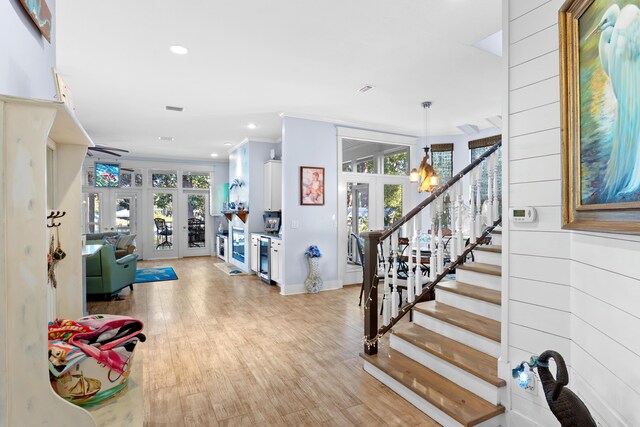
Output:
103,235,120,249
117,234,136,249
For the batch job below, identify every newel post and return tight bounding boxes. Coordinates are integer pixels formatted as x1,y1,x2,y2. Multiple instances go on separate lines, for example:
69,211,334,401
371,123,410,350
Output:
362,230,383,355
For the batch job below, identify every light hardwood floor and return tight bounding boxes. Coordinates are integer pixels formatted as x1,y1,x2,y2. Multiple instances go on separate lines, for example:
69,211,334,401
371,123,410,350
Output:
88,257,439,426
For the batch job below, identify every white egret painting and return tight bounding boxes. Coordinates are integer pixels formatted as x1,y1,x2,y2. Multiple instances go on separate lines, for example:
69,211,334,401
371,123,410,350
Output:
579,0,640,206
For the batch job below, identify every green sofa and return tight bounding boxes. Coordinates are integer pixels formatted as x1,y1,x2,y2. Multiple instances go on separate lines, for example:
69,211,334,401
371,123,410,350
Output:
85,232,136,259
86,244,138,299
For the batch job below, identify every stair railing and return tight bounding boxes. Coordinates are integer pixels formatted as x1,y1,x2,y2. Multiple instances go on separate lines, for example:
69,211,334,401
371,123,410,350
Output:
362,140,502,355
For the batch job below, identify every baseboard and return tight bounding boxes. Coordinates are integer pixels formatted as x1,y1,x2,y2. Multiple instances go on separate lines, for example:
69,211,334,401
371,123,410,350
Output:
507,410,550,427
280,280,342,295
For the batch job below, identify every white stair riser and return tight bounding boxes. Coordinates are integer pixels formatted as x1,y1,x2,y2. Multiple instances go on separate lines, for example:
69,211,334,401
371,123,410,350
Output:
474,250,502,266
436,290,501,322
364,362,505,427
390,335,500,405
456,269,501,291
413,310,500,358
490,233,502,246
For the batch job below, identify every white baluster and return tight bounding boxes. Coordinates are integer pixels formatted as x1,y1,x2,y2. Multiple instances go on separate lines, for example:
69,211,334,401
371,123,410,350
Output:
437,212,444,275
469,174,477,244
391,232,399,318
456,181,464,257
407,219,415,303
414,233,422,297
492,152,500,222
429,221,437,281
382,253,391,326
487,155,494,224
475,167,482,238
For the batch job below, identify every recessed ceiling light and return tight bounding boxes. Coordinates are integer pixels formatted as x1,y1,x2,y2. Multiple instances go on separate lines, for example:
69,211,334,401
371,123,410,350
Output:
224,142,233,146
210,153,218,158
358,85,375,93
247,123,257,130
169,45,188,55
158,136,174,142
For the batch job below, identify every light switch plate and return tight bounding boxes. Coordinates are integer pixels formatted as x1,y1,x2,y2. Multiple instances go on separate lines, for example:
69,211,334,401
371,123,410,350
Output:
291,220,299,229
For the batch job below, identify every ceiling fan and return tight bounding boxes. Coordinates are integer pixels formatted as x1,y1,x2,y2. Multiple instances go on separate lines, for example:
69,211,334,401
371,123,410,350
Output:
87,144,129,158
86,145,134,172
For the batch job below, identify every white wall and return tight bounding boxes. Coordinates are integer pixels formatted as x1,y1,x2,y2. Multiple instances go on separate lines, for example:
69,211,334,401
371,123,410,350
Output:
505,1,640,426
281,117,340,294
0,0,57,100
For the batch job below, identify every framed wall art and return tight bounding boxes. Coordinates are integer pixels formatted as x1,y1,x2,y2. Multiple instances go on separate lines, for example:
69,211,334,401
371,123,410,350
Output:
560,0,640,234
20,0,52,42
300,166,325,206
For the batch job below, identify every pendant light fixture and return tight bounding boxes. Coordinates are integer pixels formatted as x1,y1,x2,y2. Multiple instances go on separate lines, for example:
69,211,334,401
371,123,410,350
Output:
416,101,440,193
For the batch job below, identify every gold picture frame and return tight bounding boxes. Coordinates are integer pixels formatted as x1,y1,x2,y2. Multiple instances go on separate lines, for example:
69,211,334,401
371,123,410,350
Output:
560,0,640,234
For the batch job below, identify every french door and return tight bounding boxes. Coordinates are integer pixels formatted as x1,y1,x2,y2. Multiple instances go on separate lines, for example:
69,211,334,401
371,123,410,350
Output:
180,192,211,257
339,174,410,285
149,189,178,259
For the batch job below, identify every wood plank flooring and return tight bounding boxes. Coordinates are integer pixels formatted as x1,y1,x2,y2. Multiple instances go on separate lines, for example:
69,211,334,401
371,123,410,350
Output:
88,257,439,426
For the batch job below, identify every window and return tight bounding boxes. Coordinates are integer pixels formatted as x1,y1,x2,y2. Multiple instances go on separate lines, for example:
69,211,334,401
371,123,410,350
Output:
120,172,132,188
182,173,210,189
342,162,353,172
431,143,454,183
151,172,178,188
469,136,502,203
356,158,375,174
383,149,409,176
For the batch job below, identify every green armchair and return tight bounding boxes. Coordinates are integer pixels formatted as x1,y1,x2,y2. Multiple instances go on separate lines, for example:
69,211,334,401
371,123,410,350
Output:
86,244,139,299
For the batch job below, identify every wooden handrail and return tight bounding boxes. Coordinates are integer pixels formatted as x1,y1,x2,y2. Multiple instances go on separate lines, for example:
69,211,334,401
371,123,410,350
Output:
379,140,501,241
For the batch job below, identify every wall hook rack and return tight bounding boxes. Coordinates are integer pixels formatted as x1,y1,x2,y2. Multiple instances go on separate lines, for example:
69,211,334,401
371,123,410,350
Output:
47,211,66,228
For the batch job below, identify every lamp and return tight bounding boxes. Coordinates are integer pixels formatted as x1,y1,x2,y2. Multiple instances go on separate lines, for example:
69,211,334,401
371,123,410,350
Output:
417,101,439,193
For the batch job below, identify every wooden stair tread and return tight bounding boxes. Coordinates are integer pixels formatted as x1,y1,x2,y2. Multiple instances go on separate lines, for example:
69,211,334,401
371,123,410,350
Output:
361,347,505,426
414,302,501,342
457,262,501,277
475,245,502,253
436,281,501,306
393,324,506,387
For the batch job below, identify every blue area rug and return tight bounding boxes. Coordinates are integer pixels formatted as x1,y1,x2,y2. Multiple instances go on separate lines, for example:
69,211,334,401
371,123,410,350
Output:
134,267,178,283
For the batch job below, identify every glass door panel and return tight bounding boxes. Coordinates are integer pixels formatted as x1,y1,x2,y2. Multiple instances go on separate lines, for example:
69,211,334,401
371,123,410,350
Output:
383,184,403,228
84,192,102,233
153,192,175,256
115,194,136,234
183,193,209,257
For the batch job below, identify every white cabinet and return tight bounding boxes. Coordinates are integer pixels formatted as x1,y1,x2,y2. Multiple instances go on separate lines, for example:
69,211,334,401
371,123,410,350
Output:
264,160,282,211
250,234,259,272
270,239,282,284
216,235,228,261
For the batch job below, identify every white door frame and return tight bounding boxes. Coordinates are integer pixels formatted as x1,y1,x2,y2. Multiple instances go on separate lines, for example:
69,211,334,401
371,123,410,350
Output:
180,190,213,257
337,129,416,287
146,188,179,260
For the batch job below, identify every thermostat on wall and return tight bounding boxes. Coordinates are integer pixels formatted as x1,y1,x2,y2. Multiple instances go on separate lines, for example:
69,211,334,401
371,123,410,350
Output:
509,207,537,223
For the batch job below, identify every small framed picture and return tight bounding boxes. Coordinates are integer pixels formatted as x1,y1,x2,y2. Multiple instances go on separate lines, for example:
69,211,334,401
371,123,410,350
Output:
300,166,325,206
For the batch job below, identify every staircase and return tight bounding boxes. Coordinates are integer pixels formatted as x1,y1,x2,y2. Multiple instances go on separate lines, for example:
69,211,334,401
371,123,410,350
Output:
359,141,504,427
362,230,504,427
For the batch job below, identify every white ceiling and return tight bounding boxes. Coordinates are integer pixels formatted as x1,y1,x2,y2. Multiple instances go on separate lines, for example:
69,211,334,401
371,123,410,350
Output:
56,0,502,161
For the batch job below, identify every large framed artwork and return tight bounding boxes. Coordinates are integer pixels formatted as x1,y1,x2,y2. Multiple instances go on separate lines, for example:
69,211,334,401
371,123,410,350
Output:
19,0,52,42
300,166,325,206
560,0,640,234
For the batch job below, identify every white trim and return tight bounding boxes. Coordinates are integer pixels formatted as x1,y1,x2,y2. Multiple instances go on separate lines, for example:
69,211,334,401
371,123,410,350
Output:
280,280,342,296
281,111,419,139
336,126,417,146
228,137,278,154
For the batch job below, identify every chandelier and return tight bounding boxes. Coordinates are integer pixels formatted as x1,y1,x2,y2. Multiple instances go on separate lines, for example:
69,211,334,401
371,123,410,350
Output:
410,101,439,192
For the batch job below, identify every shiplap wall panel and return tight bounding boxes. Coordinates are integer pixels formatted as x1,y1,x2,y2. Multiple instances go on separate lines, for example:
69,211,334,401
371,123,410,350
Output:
509,180,560,206
510,394,561,427
510,154,561,184
510,25,559,67
572,261,640,318
510,277,570,311
510,102,561,137
510,230,570,258
510,254,569,284
510,0,553,20
510,76,559,113
510,0,564,43
508,0,640,424
509,128,560,160
510,51,559,90
510,206,562,231
509,300,570,337
571,343,640,427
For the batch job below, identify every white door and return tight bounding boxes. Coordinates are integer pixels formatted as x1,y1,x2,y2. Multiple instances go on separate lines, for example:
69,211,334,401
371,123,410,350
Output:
114,192,140,254
83,191,104,234
149,189,178,259
181,192,211,257
339,173,410,285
